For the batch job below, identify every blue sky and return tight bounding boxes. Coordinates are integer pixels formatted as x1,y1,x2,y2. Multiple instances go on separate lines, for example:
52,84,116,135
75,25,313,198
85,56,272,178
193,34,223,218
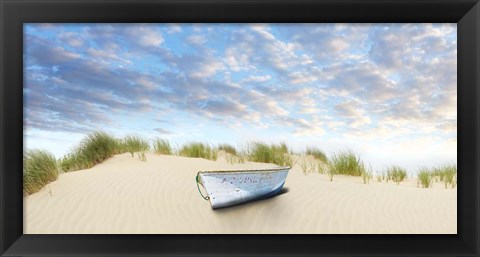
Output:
24,23,457,172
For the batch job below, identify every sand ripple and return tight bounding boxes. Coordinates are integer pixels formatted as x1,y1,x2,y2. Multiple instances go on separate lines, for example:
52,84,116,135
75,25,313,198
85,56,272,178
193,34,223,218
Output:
24,153,456,234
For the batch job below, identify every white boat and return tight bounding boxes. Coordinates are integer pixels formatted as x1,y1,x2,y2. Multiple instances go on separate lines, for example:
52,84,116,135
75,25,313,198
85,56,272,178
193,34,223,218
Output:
196,166,290,209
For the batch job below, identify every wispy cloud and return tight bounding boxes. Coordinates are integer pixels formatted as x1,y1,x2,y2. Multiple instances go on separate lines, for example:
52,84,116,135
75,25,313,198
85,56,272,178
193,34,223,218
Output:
154,128,174,135
24,23,457,168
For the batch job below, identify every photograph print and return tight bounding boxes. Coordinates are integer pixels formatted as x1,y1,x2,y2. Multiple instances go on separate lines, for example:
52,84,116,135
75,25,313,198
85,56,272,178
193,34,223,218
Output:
23,23,457,234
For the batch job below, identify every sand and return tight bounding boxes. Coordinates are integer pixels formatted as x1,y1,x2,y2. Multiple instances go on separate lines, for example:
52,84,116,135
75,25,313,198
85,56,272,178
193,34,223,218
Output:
24,153,457,234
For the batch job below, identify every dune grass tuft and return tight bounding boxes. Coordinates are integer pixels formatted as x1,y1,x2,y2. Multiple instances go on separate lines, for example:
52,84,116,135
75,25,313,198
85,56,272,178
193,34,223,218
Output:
122,135,150,159
179,142,218,160
24,150,59,195
431,168,445,182
60,132,121,172
247,142,293,167
416,164,456,189
218,144,249,164
306,147,328,163
153,138,173,155
432,164,457,188
276,142,289,155
317,162,328,174
328,150,366,176
386,166,408,185
299,159,315,174
218,144,237,156
326,167,335,181
442,165,457,189
226,154,246,164
417,168,432,188
361,166,373,184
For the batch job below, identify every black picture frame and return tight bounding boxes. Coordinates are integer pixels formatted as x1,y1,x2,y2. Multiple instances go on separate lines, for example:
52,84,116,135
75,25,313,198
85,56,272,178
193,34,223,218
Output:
1,0,479,256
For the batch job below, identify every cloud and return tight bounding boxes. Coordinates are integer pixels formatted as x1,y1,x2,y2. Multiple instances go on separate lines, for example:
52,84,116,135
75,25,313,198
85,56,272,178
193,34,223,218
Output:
224,25,301,75
335,100,371,128
24,34,171,133
25,35,81,66
186,35,207,45
279,23,370,63
86,48,132,66
23,23,457,146
299,97,320,114
154,128,174,135
241,75,271,83
59,32,85,47
323,62,398,103
288,71,318,84
156,46,224,79
202,98,248,117
166,24,182,34
369,24,456,71
126,25,164,47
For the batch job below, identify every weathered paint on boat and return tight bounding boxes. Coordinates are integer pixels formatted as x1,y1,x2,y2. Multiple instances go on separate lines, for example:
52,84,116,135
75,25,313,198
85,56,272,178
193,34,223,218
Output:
197,167,290,209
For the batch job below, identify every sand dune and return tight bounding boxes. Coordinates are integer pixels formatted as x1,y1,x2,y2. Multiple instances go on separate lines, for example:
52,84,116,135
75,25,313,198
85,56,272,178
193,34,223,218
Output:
24,153,456,234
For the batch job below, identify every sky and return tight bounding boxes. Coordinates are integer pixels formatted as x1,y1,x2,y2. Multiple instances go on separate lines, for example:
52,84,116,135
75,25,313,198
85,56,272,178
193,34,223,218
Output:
23,23,457,173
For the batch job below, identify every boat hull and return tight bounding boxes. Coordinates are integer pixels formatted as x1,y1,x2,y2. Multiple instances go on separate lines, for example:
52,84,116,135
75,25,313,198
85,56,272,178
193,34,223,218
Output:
198,167,289,209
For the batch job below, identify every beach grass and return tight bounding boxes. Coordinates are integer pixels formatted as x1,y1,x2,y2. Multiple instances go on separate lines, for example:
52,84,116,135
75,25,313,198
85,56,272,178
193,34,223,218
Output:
328,150,366,176
276,142,289,155
380,171,387,182
317,162,327,174
361,166,373,184
179,142,218,160
35,132,458,191
415,164,457,189
432,164,457,188
153,138,173,155
218,144,248,164
60,132,121,172
247,142,293,167
417,168,432,188
59,155,78,172
431,168,445,182
24,150,59,195
226,153,246,164
299,159,315,174
326,167,335,181
442,165,457,188
122,135,150,159
225,154,242,164
218,144,237,156
306,147,328,163
387,166,408,185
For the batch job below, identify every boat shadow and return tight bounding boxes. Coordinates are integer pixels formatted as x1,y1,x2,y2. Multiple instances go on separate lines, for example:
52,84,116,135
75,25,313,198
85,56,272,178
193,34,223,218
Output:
212,187,289,212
